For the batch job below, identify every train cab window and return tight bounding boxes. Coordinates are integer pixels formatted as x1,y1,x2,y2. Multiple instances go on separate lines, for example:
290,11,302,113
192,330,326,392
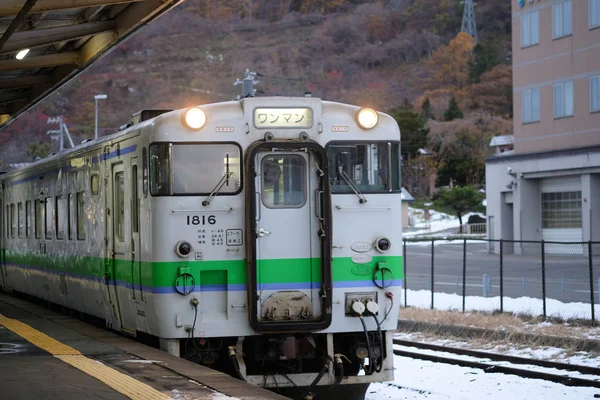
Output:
26,201,31,238
326,141,401,194
35,200,42,239
91,174,100,195
10,204,15,238
18,202,24,238
55,196,65,240
76,192,86,240
150,143,242,195
44,197,52,239
115,172,125,242
261,155,306,208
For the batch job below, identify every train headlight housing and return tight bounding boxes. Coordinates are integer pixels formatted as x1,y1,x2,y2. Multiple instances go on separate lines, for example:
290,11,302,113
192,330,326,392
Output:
374,237,391,253
175,241,193,258
356,107,378,130
182,107,207,130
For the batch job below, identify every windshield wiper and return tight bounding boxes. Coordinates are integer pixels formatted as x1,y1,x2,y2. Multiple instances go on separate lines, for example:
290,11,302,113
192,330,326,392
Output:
203,154,233,206
338,166,367,204
202,171,234,206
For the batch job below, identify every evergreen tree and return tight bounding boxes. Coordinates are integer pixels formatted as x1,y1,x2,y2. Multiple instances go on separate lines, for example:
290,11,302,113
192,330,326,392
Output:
436,186,484,232
443,96,463,121
387,107,429,160
421,97,435,120
469,37,504,84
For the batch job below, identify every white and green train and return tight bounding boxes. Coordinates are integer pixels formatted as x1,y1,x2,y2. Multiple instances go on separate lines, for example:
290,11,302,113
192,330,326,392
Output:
0,94,403,399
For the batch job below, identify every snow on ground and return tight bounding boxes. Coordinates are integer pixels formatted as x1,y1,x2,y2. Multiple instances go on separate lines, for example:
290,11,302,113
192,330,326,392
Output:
404,207,485,238
402,289,600,321
365,354,600,400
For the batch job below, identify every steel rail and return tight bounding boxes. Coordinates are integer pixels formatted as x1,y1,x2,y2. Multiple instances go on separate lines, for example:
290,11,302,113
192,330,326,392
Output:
393,339,600,376
393,342,600,389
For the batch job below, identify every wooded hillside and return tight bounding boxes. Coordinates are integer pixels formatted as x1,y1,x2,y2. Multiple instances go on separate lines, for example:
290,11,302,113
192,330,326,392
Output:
0,0,512,191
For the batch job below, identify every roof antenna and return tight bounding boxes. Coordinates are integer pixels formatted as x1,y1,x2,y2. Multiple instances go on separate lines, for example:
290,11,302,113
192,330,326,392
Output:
233,69,260,98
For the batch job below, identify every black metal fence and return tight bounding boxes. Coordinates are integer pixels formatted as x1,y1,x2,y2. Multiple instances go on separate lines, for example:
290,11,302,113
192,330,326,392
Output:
402,238,600,322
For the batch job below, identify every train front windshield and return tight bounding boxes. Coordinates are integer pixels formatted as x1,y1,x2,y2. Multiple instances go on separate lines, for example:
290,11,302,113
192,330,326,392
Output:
327,141,401,193
149,143,242,195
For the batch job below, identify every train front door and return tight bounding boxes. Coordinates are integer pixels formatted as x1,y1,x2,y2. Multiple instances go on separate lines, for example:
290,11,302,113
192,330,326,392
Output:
108,162,136,334
246,142,332,333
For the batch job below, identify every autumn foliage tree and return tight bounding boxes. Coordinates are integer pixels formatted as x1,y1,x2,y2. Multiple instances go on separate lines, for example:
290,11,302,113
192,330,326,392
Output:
422,32,475,92
469,64,513,117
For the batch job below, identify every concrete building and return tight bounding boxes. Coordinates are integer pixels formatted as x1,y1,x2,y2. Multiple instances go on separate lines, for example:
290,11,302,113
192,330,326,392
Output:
486,0,600,253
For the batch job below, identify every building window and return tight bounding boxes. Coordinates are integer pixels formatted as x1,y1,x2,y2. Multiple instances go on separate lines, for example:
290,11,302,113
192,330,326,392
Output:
553,1,572,39
522,87,541,123
591,76,600,112
521,10,539,47
591,0,600,29
542,191,582,229
554,81,574,118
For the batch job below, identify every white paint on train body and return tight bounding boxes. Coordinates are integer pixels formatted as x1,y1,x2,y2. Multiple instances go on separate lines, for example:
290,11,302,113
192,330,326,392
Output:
0,96,403,392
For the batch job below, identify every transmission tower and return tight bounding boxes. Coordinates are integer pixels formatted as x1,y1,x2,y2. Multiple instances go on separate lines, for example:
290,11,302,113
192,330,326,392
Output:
461,0,478,43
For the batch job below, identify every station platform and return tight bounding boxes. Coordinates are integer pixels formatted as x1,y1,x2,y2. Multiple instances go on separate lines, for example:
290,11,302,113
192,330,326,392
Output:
0,293,290,400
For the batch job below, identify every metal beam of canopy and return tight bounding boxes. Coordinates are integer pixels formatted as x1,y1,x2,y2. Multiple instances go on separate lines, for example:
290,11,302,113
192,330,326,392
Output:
0,0,183,130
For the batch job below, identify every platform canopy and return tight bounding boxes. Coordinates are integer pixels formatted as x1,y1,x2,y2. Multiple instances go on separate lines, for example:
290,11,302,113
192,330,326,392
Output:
0,0,182,130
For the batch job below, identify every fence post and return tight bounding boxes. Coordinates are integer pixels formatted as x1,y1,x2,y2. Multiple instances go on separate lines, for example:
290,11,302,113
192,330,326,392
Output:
500,239,504,313
403,238,407,308
589,241,595,323
462,238,466,313
431,239,435,309
541,240,547,319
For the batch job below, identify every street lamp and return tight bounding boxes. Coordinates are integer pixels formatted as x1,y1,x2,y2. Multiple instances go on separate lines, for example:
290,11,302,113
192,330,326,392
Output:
94,94,107,139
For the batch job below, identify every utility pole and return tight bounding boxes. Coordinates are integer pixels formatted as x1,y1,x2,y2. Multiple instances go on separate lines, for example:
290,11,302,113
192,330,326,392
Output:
47,116,74,152
461,0,478,43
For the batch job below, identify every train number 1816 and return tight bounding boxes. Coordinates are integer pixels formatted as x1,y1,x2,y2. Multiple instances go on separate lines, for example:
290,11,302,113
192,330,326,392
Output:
186,215,216,225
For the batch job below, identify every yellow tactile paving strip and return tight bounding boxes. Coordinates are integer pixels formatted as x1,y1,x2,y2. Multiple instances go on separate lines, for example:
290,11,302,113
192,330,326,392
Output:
0,313,172,400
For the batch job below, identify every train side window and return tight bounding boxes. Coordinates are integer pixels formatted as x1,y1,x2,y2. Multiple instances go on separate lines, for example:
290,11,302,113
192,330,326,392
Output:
142,146,148,198
77,192,86,240
6,205,8,238
26,201,31,238
45,197,52,239
10,203,15,238
115,172,125,242
55,196,65,240
91,174,100,195
35,200,42,239
132,165,139,233
17,202,23,238
68,194,73,240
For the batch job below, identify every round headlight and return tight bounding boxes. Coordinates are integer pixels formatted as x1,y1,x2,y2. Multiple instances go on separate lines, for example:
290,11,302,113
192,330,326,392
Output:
356,107,378,130
175,241,192,258
182,107,206,130
374,237,391,253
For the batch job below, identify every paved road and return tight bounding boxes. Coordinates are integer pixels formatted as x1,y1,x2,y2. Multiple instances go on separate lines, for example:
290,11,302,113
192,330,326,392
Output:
403,242,600,306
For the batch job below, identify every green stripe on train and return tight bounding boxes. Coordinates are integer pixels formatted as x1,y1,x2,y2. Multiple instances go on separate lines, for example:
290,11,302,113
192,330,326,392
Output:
1,249,403,288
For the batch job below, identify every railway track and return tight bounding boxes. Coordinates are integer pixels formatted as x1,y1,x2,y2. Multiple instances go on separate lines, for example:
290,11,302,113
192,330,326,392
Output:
393,339,600,389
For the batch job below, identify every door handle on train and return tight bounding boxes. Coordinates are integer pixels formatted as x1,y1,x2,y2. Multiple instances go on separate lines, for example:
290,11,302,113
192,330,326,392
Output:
314,190,323,218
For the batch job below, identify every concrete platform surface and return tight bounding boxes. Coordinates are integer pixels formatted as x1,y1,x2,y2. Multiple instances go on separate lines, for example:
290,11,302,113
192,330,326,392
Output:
0,293,290,400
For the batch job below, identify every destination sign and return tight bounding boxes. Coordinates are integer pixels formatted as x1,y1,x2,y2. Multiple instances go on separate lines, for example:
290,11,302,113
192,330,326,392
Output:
253,107,313,129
